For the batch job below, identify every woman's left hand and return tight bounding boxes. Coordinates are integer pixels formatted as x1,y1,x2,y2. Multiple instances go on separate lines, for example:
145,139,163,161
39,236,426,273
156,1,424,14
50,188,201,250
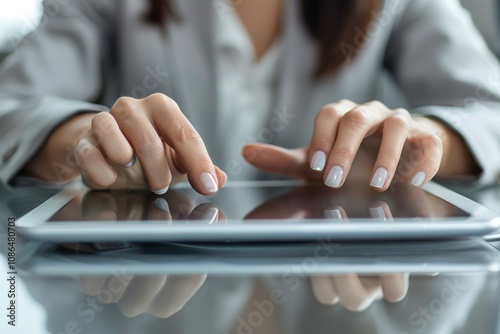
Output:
243,99,465,191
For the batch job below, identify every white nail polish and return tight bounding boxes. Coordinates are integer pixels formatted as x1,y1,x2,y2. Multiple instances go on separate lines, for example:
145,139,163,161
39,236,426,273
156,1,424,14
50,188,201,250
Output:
310,151,327,171
200,173,218,193
153,185,169,195
324,209,343,220
370,207,387,221
412,171,426,187
154,198,170,212
370,167,388,189
325,166,343,188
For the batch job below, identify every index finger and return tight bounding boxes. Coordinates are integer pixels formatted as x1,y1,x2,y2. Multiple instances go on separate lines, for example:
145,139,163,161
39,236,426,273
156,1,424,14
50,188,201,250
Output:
147,95,222,195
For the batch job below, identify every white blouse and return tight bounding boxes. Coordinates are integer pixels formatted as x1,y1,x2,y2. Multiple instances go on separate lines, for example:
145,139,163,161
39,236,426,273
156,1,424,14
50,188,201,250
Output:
213,3,284,180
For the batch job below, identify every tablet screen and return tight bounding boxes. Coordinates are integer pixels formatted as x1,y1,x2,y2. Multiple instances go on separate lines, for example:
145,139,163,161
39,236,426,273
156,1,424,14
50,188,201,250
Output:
47,181,470,224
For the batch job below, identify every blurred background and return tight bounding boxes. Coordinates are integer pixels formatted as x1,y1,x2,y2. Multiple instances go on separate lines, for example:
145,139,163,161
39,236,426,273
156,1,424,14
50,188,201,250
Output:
0,0,499,62
0,0,42,60
0,0,500,60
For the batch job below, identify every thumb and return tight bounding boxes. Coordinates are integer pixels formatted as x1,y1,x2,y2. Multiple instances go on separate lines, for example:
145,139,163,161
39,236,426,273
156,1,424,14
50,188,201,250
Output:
242,143,319,180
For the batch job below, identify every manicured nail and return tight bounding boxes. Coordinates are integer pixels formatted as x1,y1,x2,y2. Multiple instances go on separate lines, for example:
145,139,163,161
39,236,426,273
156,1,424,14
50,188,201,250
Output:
153,185,169,195
370,207,387,220
324,209,343,220
154,198,170,212
310,151,327,171
412,171,426,187
123,155,137,168
325,166,344,188
370,167,388,189
200,173,218,193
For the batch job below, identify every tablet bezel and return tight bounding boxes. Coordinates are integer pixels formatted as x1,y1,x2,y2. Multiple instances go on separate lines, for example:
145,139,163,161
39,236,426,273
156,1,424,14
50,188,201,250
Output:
17,238,500,275
16,180,500,242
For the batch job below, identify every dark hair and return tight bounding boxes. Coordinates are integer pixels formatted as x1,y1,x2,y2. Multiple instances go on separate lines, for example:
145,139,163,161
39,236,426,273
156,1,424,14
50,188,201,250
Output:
144,0,381,78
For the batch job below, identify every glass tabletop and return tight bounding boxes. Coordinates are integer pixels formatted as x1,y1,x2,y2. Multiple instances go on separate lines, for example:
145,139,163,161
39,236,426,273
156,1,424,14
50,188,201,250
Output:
2,182,500,334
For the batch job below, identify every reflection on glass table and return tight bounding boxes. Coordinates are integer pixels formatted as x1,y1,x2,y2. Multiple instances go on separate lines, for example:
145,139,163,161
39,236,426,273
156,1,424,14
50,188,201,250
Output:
77,272,408,318
9,260,500,334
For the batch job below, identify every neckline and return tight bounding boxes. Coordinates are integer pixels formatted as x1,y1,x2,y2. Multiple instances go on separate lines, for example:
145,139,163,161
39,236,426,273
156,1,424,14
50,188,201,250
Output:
214,0,284,67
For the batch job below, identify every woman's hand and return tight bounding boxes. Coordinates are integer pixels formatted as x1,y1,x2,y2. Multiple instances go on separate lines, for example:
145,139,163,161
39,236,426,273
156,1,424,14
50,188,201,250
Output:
26,93,226,195
243,99,478,191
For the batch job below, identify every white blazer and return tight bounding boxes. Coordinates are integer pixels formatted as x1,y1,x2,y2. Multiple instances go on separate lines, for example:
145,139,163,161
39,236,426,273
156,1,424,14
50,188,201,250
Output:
1,0,500,186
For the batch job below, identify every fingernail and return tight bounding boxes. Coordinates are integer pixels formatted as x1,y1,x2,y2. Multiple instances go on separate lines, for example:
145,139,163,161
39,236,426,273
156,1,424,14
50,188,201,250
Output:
412,171,426,187
325,166,343,188
370,207,387,220
324,209,343,220
200,173,218,193
310,151,327,171
123,155,137,168
153,185,169,195
154,198,170,212
370,167,388,189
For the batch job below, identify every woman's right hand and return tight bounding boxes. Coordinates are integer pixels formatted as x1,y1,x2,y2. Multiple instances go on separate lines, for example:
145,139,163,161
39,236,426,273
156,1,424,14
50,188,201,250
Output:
75,93,226,195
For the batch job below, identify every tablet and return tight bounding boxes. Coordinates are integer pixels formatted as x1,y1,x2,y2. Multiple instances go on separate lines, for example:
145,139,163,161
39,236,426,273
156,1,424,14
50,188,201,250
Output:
17,238,500,275
16,179,500,242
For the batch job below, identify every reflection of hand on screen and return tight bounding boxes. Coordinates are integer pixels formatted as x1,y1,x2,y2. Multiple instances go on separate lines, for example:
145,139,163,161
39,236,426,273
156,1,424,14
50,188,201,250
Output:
244,182,432,220
50,190,223,223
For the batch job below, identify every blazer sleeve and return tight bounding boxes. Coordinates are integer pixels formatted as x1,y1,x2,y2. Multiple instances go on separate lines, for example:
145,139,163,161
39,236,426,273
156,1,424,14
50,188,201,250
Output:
384,0,500,187
0,0,115,184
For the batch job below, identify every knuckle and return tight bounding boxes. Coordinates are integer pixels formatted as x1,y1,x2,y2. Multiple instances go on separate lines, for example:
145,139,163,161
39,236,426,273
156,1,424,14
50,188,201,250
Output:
111,97,137,121
342,108,369,130
423,134,443,150
135,136,164,156
148,92,166,100
366,100,385,109
148,93,180,112
176,125,202,144
147,92,168,105
386,114,411,132
91,112,115,134
318,104,343,120
339,99,353,105
394,108,411,118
